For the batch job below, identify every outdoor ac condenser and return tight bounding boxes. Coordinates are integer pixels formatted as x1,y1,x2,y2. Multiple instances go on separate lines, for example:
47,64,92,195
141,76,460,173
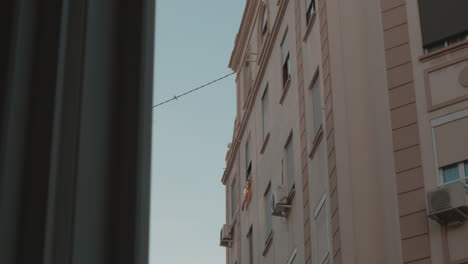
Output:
219,224,233,248
427,182,468,226
272,186,291,217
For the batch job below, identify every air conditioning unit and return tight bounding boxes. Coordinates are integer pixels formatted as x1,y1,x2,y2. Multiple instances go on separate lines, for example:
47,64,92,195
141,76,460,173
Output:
220,224,233,248
271,186,291,217
427,182,468,227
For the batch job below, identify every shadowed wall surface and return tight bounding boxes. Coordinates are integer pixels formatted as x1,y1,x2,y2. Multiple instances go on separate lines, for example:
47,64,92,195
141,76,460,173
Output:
0,0,155,263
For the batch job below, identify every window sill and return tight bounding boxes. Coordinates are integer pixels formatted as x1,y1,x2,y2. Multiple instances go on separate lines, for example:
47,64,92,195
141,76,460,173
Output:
262,231,274,256
419,40,468,63
303,12,316,43
260,133,271,155
309,126,323,160
279,78,291,105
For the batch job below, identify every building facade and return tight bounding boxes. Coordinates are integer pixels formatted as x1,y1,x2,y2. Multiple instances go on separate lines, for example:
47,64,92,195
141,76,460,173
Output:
221,0,468,263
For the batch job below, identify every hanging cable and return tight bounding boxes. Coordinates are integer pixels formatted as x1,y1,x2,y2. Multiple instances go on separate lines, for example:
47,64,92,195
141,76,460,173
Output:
153,72,236,109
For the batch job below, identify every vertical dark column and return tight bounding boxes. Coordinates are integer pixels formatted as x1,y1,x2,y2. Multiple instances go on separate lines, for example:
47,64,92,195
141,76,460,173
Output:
0,0,15,132
0,0,155,263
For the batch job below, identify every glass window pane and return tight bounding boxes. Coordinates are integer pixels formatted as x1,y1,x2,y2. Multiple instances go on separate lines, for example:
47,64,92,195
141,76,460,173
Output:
262,88,269,140
312,79,321,134
443,164,460,183
316,202,329,264
248,231,253,264
245,139,250,169
231,181,237,218
464,161,468,183
281,31,289,62
265,192,272,238
286,140,295,190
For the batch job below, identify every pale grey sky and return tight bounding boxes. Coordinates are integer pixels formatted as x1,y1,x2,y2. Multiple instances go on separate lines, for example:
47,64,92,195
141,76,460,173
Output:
150,1,244,263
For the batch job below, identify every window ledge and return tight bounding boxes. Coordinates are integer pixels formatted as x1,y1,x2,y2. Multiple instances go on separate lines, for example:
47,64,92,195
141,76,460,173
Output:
279,78,291,105
260,133,271,154
420,40,468,63
303,12,316,43
309,126,323,160
262,231,274,256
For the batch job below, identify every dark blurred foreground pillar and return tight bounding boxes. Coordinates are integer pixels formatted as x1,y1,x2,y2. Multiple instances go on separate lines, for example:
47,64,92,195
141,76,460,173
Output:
0,0,155,263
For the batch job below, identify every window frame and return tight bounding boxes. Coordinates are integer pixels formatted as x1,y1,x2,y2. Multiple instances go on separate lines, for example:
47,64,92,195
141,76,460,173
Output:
281,29,291,88
314,193,330,264
287,248,297,264
261,3,268,36
284,132,295,192
247,227,254,264
261,85,270,141
231,178,238,221
305,0,316,25
310,72,322,136
243,59,252,106
440,161,468,185
264,182,273,241
245,135,252,180
431,109,468,186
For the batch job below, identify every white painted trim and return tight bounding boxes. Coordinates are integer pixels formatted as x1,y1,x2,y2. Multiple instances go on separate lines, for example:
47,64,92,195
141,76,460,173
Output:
430,108,468,127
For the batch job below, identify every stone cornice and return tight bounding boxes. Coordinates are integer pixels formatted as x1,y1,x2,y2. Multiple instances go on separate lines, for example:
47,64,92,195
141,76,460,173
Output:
222,0,290,184
229,0,260,72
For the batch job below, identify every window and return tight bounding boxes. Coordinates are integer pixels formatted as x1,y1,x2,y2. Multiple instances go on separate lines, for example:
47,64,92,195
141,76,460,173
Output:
285,134,295,191
418,0,468,53
311,75,322,135
441,160,468,184
314,194,330,264
281,30,291,87
261,4,268,36
287,248,297,264
305,0,316,24
247,227,254,264
424,31,468,53
264,186,272,240
246,138,252,179
231,179,237,219
261,85,269,141
243,60,252,104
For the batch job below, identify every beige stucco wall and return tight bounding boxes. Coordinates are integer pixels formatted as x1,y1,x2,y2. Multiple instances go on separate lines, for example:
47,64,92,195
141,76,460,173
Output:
223,0,468,264
405,1,468,263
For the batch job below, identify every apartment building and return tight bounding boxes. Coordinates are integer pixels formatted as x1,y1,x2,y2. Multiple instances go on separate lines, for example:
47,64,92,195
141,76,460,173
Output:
220,0,468,263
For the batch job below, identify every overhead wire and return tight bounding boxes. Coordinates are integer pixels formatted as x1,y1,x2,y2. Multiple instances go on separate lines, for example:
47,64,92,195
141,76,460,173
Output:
152,72,236,109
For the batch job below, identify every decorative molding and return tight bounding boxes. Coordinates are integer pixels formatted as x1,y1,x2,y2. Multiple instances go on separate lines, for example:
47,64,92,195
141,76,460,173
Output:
424,54,468,112
303,12,317,43
223,0,291,184
419,40,468,63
